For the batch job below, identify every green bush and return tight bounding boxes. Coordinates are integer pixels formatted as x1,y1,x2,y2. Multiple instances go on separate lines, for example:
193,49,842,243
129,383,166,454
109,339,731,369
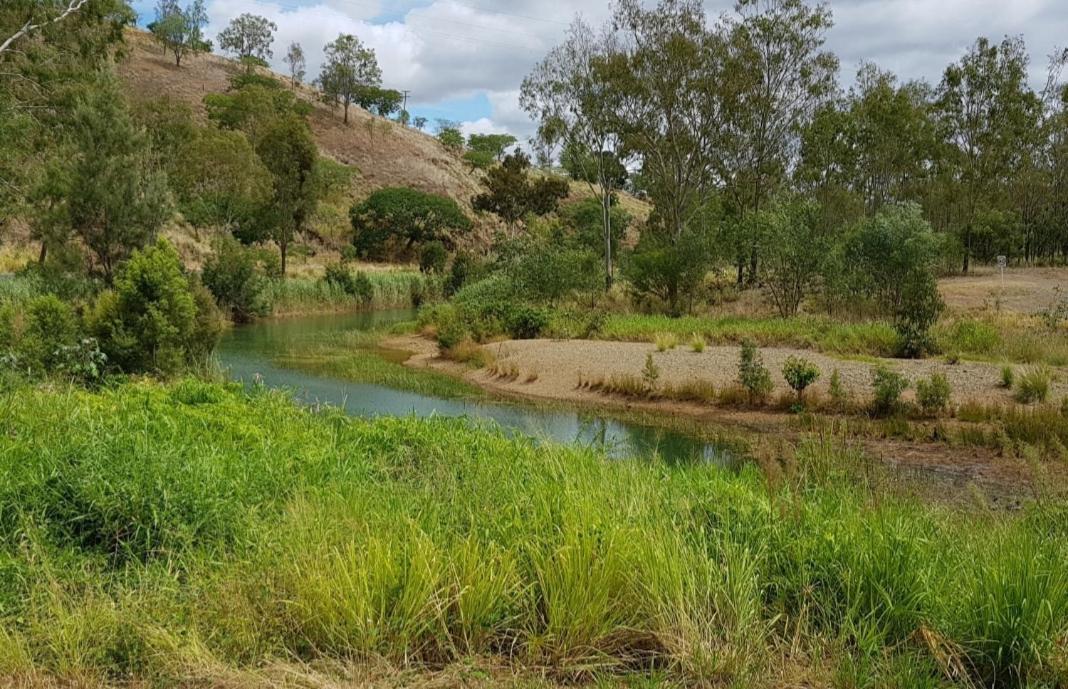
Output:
782,356,821,402
202,236,272,323
915,373,951,415
20,294,81,371
1015,368,1051,404
1000,366,1016,389
322,264,374,305
351,187,470,261
871,367,909,416
419,241,448,274
89,239,220,374
738,341,773,404
894,271,944,358
502,305,550,340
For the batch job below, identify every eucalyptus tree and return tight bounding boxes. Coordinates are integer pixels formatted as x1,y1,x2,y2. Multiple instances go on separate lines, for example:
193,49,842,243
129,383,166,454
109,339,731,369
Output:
152,0,208,67
317,33,381,124
606,0,725,243
717,0,839,283
935,36,1043,272
284,42,305,86
521,17,628,289
217,13,276,67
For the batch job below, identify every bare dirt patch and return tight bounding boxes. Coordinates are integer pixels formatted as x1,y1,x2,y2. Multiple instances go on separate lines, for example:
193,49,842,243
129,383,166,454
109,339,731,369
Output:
938,266,1068,315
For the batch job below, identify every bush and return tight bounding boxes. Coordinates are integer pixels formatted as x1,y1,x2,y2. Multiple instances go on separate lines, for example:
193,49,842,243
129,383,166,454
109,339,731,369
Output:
894,271,944,358
20,295,81,371
445,253,479,297
322,264,374,305
829,368,850,408
782,356,820,402
915,373,951,415
202,236,272,323
501,305,550,340
89,239,219,374
871,367,909,416
419,241,448,274
641,353,660,391
1015,368,1051,404
738,341,773,404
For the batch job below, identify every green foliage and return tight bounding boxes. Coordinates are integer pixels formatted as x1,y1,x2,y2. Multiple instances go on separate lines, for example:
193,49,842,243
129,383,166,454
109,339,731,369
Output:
560,142,628,187
915,373,951,415
445,252,480,297
255,114,319,275
738,341,773,404
894,270,945,358
560,197,631,255
871,367,909,416
782,356,821,401
506,241,602,305
1000,366,1016,389
322,264,374,305
419,241,447,274
437,126,464,153
19,295,81,371
829,368,850,408
151,0,209,67
65,80,172,283
88,239,219,374
1014,367,1051,404
623,226,715,316
467,133,517,162
641,353,660,390
316,33,381,123
757,197,829,317
202,236,272,323
351,187,470,261
216,13,276,64
472,151,569,226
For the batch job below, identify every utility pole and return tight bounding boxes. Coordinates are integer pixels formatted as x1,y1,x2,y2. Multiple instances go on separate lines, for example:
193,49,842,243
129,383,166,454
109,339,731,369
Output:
401,89,411,112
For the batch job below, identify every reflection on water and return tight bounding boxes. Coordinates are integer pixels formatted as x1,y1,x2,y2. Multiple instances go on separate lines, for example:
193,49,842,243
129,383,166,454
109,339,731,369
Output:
217,309,739,467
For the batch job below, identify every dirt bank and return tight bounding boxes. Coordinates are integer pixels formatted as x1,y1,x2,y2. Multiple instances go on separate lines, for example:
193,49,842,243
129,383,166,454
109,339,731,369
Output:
388,334,1068,503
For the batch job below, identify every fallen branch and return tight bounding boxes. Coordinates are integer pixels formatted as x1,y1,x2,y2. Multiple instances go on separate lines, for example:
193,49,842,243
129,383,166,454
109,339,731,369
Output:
0,0,91,57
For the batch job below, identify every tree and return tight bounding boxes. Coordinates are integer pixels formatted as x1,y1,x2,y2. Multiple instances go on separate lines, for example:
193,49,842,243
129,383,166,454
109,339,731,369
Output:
255,114,318,275
65,84,171,284
351,187,471,260
472,151,569,228
151,0,208,67
935,36,1043,272
358,87,402,118
436,120,464,152
606,0,724,244
756,196,828,317
467,134,517,162
413,116,428,130
0,0,91,56
89,239,220,373
217,13,276,68
718,0,838,283
522,17,628,289
317,33,381,124
283,42,305,86
623,224,715,316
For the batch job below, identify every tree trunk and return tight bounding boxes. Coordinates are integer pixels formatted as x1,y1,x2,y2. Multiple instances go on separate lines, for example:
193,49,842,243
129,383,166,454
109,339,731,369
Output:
38,242,47,265
602,193,613,291
343,102,349,124
280,240,287,276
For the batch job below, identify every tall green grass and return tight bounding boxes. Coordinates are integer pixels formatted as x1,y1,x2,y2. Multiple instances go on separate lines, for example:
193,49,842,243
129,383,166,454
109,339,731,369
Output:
265,271,429,316
0,380,1065,686
588,314,901,357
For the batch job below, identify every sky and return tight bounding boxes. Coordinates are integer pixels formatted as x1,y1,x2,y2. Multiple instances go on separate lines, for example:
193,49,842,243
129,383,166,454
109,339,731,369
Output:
131,0,1067,142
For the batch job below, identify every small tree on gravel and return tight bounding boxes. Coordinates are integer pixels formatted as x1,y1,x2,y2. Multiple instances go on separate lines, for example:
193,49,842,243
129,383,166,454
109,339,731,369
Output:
738,341,773,405
783,356,821,404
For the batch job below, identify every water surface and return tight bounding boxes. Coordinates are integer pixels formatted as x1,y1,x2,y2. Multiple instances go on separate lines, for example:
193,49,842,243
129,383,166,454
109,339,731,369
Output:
217,309,738,466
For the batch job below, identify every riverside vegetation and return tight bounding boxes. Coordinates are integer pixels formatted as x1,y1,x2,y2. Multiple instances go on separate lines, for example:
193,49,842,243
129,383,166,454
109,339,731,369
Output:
0,379,1066,688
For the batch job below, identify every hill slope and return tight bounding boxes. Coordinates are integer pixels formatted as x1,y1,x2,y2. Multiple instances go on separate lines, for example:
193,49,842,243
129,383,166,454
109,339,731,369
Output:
118,30,485,208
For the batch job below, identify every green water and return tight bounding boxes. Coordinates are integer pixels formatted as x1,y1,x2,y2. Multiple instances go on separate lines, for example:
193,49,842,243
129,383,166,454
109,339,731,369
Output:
217,309,739,466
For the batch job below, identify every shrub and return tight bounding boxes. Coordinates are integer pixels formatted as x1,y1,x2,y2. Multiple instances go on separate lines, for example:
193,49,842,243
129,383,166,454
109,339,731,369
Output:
871,367,909,416
20,295,81,371
1015,368,1051,404
915,373,951,415
445,253,479,297
782,356,820,403
829,368,850,408
502,305,549,340
641,353,660,391
894,271,944,358
419,241,448,274
655,332,678,352
1000,366,1015,389
738,340,773,404
690,333,706,353
322,264,374,305
202,236,272,323
350,187,470,261
89,239,219,374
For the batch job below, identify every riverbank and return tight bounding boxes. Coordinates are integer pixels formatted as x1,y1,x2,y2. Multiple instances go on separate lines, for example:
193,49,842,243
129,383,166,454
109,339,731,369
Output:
1,379,1065,686
389,333,1068,500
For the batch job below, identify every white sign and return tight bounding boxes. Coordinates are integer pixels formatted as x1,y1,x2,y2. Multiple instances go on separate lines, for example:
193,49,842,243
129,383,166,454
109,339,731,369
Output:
996,255,1007,269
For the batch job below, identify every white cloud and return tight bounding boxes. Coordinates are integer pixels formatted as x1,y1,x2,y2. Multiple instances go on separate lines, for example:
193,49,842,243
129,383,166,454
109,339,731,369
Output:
205,0,1068,141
